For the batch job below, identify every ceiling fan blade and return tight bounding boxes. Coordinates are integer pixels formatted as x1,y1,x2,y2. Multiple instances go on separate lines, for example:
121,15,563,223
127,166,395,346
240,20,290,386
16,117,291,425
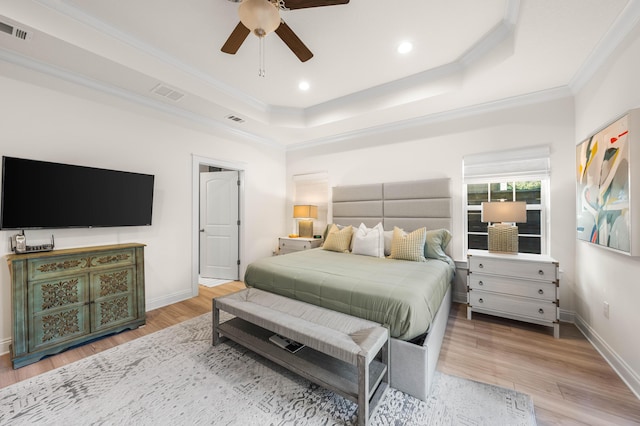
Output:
275,21,313,62
282,0,349,10
221,22,250,54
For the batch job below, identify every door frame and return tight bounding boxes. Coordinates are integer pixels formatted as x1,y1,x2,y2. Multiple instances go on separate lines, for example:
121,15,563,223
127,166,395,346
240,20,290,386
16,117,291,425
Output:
191,155,245,297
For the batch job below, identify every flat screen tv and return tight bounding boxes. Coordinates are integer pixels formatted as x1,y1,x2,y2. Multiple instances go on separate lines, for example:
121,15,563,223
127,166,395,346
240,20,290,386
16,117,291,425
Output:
1,156,154,229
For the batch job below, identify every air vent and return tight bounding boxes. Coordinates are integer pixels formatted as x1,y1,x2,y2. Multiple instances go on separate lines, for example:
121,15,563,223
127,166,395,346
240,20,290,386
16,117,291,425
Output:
0,21,32,41
150,83,184,102
225,115,245,123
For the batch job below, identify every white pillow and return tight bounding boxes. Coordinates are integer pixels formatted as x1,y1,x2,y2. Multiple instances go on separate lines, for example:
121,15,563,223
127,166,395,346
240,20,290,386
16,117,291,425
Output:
352,222,385,258
384,229,401,256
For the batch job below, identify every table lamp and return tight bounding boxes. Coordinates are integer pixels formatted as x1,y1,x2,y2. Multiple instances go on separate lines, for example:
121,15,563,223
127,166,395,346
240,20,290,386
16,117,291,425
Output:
481,201,527,254
293,205,318,238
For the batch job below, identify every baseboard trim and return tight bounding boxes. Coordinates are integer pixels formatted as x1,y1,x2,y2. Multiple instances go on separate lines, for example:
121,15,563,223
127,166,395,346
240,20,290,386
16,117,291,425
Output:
452,291,467,304
559,308,575,324
1,337,11,357
146,289,193,312
574,313,640,399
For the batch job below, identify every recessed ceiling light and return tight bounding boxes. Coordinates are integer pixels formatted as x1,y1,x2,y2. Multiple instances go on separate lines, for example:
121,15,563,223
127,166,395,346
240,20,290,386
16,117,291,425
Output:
298,81,310,91
397,41,413,54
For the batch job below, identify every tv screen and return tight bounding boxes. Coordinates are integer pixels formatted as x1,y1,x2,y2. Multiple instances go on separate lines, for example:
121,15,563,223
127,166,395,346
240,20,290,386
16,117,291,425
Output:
1,156,154,229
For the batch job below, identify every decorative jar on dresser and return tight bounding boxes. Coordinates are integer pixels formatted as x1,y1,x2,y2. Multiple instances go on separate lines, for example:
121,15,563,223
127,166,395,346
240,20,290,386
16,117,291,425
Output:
6,243,146,368
467,249,559,338
278,237,322,255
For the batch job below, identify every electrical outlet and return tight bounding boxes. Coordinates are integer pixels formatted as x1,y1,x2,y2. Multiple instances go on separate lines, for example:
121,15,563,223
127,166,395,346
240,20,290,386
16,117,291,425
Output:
603,301,610,319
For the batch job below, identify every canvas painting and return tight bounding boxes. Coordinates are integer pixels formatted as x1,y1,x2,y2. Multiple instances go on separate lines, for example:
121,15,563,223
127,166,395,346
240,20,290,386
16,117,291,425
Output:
576,114,630,252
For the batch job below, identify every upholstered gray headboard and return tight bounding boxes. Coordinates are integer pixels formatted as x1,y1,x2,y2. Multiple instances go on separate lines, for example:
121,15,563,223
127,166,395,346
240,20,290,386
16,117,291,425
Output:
332,177,452,235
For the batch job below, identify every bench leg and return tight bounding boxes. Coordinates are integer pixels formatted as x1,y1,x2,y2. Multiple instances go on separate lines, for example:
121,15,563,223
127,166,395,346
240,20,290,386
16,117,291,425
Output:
357,354,369,426
212,299,221,346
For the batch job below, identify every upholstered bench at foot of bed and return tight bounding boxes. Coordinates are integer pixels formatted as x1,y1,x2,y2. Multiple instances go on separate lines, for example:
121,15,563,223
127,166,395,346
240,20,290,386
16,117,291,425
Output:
213,288,389,426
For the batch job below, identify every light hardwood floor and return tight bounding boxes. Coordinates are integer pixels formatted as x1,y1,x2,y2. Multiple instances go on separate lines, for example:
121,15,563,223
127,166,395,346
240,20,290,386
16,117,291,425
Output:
1,281,639,425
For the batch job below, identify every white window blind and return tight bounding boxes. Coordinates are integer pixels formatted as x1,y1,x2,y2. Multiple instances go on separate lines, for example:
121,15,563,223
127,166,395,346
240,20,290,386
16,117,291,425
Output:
463,145,550,184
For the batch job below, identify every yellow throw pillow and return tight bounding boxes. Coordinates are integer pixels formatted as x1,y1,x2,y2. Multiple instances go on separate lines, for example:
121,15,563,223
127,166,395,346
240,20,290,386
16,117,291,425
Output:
390,226,427,262
322,224,353,253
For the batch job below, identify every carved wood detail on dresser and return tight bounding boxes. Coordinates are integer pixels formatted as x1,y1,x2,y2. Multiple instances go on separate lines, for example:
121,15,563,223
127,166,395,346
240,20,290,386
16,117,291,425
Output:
7,243,146,368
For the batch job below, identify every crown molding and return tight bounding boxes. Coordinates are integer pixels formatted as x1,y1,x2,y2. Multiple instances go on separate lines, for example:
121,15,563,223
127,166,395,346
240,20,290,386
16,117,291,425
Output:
569,0,640,92
0,47,282,150
287,86,573,152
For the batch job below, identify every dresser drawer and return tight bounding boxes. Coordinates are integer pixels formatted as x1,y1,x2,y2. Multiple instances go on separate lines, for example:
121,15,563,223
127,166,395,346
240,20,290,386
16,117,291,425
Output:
87,248,136,270
469,291,557,322
279,238,321,254
468,274,557,301
27,248,136,280
468,256,557,281
28,254,90,281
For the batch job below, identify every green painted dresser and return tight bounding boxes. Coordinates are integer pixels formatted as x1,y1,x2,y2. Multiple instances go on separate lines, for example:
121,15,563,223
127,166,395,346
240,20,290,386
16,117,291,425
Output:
7,243,146,368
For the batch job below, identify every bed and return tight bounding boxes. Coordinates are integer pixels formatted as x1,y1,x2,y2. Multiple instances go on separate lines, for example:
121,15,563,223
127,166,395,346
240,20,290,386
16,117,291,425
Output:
244,178,454,401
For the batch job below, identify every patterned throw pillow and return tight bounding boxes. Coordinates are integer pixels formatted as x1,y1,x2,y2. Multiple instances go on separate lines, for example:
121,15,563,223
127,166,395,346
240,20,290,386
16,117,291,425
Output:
322,224,353,253
390,226,427,262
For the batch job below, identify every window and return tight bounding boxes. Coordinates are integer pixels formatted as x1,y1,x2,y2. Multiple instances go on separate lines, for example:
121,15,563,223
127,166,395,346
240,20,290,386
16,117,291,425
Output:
467,181,544,254
463,146,550,255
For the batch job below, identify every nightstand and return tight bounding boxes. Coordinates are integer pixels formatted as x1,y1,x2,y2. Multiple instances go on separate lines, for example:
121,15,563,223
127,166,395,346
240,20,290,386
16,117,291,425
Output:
278,237,322,255
467,249,560,338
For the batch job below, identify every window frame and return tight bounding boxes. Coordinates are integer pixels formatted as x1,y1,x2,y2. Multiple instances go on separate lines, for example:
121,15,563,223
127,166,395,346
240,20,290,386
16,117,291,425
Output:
463,177,550,255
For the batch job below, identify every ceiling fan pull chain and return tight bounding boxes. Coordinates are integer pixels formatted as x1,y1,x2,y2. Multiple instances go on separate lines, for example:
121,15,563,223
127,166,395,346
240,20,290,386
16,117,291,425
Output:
259,36,266,77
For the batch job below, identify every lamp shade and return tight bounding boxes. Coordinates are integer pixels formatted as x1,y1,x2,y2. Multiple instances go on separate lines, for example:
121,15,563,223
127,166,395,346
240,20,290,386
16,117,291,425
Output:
238,0,281,37
293,205,318,219
481,201,527,223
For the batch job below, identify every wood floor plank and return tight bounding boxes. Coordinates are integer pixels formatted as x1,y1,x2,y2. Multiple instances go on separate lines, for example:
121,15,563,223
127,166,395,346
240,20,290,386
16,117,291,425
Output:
440,303,640,425
1,281,639,425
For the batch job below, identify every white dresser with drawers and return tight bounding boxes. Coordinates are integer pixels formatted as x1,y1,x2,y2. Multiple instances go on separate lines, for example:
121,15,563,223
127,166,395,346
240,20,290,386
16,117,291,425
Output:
278,237,322,255
467,249,560,338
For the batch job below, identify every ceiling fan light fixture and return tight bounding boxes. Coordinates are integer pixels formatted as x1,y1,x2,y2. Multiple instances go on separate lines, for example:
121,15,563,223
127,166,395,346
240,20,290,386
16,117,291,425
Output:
238,0,281,37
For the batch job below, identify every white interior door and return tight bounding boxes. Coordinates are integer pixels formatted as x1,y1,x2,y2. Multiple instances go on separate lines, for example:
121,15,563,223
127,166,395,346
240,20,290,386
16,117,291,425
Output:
199,171,239,280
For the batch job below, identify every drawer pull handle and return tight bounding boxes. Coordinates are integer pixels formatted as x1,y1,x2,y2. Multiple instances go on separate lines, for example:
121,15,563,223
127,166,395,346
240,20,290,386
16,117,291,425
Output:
538,289,544,295
538,270,544,275
478,281,484,286
538,308,544,314
478,263,484,269
478,298,484,303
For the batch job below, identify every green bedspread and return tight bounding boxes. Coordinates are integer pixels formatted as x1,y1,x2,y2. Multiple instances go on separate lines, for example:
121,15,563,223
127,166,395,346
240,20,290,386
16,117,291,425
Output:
244,249,454,340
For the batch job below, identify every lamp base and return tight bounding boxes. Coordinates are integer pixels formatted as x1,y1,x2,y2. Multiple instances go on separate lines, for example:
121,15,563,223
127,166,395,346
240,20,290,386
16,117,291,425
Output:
488,224,519,254
298,220,313,238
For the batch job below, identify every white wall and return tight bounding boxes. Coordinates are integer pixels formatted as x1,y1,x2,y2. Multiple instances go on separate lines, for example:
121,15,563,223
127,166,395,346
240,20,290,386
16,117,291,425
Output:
0,75,287,354
287,96,576,313
574,20,640,397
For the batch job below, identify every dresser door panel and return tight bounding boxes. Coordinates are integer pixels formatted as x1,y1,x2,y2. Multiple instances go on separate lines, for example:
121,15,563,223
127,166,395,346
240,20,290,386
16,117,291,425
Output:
29,274,91,351
91,267,137,332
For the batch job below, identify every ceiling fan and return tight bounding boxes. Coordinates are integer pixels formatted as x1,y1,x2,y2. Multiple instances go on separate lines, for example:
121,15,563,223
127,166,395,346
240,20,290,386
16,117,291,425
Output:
221,0,349,63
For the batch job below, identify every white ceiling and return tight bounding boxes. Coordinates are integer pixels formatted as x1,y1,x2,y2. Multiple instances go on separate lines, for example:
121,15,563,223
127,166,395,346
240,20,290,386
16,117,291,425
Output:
0,0,637,149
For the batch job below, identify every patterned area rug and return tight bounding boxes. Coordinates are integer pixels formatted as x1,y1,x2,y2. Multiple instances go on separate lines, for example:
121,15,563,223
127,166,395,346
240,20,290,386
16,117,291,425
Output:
0,313,536,425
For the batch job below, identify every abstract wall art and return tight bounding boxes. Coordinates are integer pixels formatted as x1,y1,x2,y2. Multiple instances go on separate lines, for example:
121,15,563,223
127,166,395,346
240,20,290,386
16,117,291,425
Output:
576,108,640,256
